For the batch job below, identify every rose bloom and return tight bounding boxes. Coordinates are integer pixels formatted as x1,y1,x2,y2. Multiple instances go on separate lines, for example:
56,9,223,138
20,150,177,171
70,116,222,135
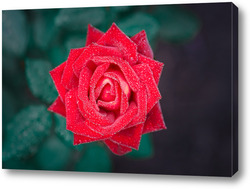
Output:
48,23,166,155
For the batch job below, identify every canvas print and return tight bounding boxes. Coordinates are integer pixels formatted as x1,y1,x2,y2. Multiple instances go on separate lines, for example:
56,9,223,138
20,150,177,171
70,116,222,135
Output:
2,2,238,176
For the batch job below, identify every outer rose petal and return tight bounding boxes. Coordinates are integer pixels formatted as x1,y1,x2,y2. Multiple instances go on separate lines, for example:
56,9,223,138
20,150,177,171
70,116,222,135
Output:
65,89,104,138
125,83,147,128
142,102,166,134
49,62,67,102
61,48,85,90
133,63,161,113
104,139,132,156
84,102,138,136
48,97,66,117
73,43,123,77
86,24,104,46
110,123,144,150
97,23,138,65
73,133,108,145
131,30,153,59
138,54,164,85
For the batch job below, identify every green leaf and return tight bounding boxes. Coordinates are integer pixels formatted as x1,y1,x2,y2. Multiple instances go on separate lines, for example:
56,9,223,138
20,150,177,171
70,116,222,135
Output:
54,114,84,151
35,136,71,171
2,10,29,57
75,143,111,172
31,9,58,49
2,54,26,91
127,134,154,159
110,6,131,13
25,59,57,103
2,105,52,161
64,35,86,50
153,5,201,43
49,45,68,68
117,13,160,42
3,158,38,170
55,7,106,32
2,87,18,129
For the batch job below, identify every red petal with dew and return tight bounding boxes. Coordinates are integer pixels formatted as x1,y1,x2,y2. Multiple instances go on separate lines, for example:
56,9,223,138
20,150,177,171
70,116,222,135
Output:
48,97,66,117
91,56,140,92
49,62,67,102
104,139,132,156
142,102,166,134
131,30,153,59
133,63,161,113
73,133,108,145
85,102,137,136
86,24,104,46
89,62,110,111
97,23,138,65
61,48,84,90
110,123,144,150
65,89,104,138
77,66,115,126
73,43,122,77
125,83,147,128
138,54,164,85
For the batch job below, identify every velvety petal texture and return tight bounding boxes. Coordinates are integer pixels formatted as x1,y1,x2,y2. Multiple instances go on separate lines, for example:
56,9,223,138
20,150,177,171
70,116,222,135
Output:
48,23,166,156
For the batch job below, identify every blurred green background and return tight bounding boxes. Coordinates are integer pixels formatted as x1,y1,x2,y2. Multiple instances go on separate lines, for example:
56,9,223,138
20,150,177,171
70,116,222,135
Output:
2,5,200,172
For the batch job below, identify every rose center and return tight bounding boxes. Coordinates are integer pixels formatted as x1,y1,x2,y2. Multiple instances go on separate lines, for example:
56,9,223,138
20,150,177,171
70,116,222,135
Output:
99,84,115,102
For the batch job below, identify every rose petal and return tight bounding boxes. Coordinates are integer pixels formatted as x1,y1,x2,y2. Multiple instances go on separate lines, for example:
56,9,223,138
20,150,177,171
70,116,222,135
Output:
91,56,140,92
85,24,104,46
61,48,85,90
131,30,153,59
73,43,123,77
97,23,138,65
142,102,166,134
73,133,107,145
78,66,115,126
48,97,66,117
133,63,161,113
85,102,137,136
138,54,164,85
110,123,144,150
104,139,132,155
65,89,104,138
120,91,129,115
49,62,67,102
126,84,147,128
95,77,115,100
89,63,110,111
97,81,121,111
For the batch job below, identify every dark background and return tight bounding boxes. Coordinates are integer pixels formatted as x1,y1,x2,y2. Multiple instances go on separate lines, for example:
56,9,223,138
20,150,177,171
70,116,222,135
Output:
112,3,238,176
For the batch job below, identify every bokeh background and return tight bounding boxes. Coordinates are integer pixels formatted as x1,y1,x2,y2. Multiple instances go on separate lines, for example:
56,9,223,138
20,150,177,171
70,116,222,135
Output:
2,3,237,176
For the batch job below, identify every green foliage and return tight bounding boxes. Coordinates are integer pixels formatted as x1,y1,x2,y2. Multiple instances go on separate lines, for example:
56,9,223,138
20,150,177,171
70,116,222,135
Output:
49,45,68,68
117,13,160,42
2,10,29,57
54,114,83,151
153,5,201,43
3,158,38,170
35,136,71,170
25,59,57,103
127,134,154,159
74,143,112,172
2,87,18,129
64,35,86,50
31,9,58,50
2,105,52,161
55,7,106,32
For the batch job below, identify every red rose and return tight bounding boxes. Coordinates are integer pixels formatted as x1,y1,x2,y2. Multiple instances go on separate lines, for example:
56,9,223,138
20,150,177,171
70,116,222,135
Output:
48,23,166,155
